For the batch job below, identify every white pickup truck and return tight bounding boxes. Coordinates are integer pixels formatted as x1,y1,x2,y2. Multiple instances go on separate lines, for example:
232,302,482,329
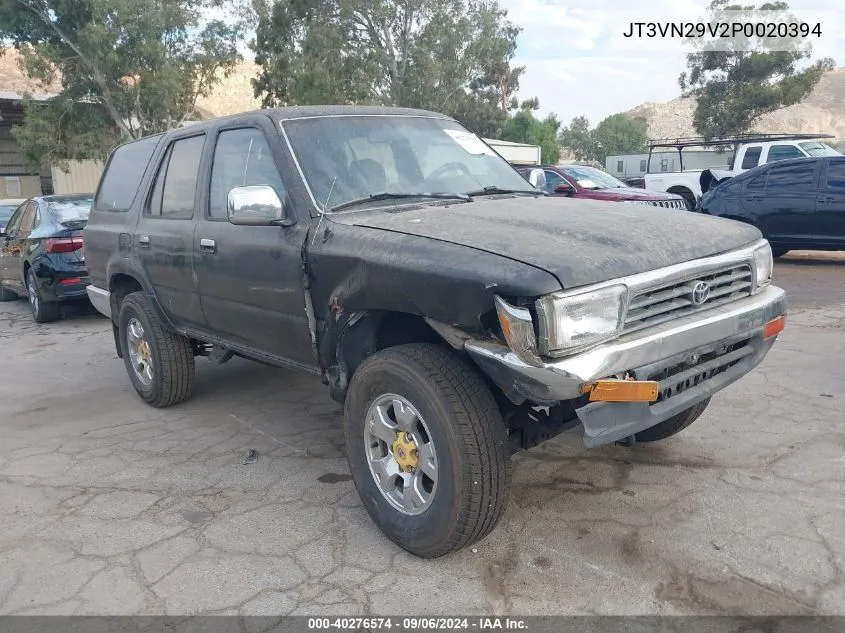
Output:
643,134,841,209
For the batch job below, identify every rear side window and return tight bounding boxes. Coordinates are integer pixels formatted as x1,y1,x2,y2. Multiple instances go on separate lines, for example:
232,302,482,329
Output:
741,146,762,169
95,136,161,211
146,135,205,219
824,159,845,189
765,145,805,163
765,161,816,192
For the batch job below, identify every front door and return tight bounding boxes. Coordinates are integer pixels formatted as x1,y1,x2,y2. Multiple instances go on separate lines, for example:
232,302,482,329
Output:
132,133,206,329
815,157,845,246
193,119,316,370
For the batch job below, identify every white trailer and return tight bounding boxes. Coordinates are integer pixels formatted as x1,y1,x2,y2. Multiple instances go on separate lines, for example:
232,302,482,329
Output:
483,138,542,165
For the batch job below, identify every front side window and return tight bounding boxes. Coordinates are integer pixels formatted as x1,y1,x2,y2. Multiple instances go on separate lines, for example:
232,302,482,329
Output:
543,170,567,193
147,135,205,219
765,145,805,163
209,128,286,219
282,115,535,211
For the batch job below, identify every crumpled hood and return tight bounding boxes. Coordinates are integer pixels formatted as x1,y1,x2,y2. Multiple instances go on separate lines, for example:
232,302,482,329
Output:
331,195,762,289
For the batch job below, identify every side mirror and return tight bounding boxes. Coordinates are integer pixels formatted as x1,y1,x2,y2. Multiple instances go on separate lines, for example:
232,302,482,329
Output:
526,168,547,190
227,185,293,227
554,183,576,195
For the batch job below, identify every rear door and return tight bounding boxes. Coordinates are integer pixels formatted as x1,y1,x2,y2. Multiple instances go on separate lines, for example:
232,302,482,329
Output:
193,117,316,368
815,157,845,245
761,160,820,243
132,132,206,329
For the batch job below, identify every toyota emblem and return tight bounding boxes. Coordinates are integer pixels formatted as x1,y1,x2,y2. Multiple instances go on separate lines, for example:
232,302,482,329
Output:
690,281,711,305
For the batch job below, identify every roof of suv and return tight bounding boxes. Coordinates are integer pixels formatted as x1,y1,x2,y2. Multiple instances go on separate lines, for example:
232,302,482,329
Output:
175,105,452,134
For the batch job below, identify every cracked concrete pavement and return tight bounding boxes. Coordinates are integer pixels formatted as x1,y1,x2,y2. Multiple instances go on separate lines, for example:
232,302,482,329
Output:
0,251,843,616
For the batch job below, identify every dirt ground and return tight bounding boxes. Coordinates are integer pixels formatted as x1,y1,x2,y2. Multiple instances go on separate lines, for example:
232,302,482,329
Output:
1,252,843,616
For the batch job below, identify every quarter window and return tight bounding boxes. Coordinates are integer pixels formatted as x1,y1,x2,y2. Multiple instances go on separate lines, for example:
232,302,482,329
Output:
96,135,161,212
209,128,286,219
146,135,205,219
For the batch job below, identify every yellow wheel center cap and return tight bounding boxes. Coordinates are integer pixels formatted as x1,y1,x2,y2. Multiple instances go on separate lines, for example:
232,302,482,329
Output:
392,432,419,473
138,340,151,361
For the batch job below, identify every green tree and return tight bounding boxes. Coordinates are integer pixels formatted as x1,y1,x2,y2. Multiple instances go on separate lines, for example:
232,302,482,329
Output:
252,0,525,136
558,116,598,162
592,114,648,163
679,0,835,138
1,0,245,166
500,103,561,164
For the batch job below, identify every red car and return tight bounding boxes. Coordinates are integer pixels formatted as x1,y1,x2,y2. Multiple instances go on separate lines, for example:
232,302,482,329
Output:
518,164,688,210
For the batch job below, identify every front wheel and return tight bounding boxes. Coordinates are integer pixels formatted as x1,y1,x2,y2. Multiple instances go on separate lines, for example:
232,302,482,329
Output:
118,291,195,408
345,343,512,558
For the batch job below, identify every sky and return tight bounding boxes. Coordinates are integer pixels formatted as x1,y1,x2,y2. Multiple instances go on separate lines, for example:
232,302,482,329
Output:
500,0,843,125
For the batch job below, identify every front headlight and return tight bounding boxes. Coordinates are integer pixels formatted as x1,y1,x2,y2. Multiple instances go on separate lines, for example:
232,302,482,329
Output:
752,243,773,289
536,284,628,355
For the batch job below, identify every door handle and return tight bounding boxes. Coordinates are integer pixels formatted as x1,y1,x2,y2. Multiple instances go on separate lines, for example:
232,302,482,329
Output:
199,238,216,253
138,235,150,248
817,197,835,204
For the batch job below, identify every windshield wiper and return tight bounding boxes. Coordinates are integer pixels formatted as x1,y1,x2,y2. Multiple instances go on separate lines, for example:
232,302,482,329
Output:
330,192,471,212
465,186,541,197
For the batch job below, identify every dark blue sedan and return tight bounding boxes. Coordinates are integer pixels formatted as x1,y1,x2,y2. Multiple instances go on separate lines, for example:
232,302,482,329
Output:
0,194,94,322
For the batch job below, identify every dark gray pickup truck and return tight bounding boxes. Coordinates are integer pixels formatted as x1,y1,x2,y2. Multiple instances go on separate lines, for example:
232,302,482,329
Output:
84,106,786,558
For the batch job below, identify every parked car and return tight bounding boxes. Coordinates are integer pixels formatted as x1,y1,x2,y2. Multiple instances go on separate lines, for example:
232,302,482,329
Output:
643,133,841,208
697,156,845,258
84,106,785,558
517,164,687,209
0,198,26,234
0,194,94,322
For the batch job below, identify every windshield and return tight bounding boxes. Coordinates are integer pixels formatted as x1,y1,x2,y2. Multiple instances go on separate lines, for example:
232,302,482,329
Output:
560,165,627,189
799,142,841,157
50,198,93,223
0,205,19,223
281,115,536,211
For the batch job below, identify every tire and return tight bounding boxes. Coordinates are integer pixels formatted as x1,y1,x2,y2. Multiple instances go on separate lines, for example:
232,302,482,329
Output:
0,285,19,302
771,247,789,258
27,270,61,323
345,343,511,558
118,291,195,408
632,397,711,443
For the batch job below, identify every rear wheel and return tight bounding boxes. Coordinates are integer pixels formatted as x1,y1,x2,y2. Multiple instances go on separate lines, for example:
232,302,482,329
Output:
632,397,711,443
27,270,61,323
345,343,511,558
118,291,195,408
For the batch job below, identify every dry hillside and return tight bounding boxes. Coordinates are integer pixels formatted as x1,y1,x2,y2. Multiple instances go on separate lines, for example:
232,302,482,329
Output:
626,68,845,142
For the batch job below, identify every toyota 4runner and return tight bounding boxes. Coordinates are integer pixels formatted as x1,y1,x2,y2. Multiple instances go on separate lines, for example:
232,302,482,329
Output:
83,106,787,558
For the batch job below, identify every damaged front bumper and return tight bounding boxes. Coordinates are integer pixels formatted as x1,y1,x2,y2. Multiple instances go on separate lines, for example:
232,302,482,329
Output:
465,284,786,447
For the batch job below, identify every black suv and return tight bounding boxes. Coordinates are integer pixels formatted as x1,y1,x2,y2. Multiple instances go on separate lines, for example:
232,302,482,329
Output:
84,106,786,557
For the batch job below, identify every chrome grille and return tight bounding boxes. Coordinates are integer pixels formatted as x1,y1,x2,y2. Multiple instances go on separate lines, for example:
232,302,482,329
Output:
646,199,687,210
624,264,753,334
